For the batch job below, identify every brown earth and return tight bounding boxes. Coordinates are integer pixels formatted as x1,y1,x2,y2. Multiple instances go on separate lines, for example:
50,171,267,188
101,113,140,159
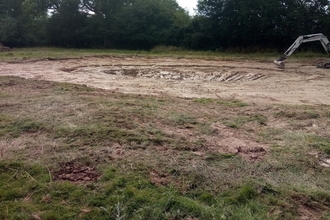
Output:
1,56,330,105
54,161,100,183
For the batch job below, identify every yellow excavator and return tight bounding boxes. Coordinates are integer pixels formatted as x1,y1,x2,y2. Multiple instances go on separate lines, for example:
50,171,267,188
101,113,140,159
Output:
274,33,330,68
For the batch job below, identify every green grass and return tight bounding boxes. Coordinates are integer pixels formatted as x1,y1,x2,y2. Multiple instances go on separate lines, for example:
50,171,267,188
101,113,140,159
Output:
194,98,248,107
306,135,330,155
275,110,320,120
0,161,304,219
0,116,47,138
1,46,327,63
0,46,292,62
224,114,267,129
0,75,330,219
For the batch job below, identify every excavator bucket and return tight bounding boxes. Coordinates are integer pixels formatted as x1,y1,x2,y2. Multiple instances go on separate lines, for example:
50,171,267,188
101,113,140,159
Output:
273,56,286,68
273,60,285,68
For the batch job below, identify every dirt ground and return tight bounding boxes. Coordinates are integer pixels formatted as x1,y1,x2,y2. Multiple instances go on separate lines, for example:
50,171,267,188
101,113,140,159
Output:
1,56,330,219
1,56,330,105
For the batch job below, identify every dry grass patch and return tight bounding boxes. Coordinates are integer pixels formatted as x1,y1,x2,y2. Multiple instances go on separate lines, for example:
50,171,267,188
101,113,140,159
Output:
0,76,330,219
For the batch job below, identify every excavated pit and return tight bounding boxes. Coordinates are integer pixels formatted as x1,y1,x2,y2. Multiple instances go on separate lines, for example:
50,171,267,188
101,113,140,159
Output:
63,65,267,82
2,56,330,105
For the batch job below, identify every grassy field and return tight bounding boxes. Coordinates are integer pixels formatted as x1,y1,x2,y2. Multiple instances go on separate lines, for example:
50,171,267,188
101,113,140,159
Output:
0,49,330,219
0,46,288,62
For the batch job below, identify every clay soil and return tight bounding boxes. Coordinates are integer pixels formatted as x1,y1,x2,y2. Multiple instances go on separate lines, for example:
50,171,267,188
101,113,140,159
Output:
1,56,330,105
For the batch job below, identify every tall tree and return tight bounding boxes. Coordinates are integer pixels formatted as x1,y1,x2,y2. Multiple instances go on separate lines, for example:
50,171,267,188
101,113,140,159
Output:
0,0,49,46
47,0,89,47
0,0,25,46
196,0,330,50
113,0,189,49
82,0,135,47
21,0,49,45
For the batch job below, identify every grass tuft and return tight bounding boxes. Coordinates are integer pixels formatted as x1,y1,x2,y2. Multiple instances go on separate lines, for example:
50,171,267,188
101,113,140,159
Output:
224,114,267,129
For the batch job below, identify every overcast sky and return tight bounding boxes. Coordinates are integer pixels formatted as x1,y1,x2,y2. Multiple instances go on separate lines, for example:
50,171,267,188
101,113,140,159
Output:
176,0,198,15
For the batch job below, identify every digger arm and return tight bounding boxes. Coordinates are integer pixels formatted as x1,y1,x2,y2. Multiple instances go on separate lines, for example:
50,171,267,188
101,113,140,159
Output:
283,33,330,58
274,33,330,67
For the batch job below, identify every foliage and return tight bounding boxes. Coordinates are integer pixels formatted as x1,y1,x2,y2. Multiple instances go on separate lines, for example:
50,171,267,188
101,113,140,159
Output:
0,0,48,47
196,0,330,50
111,0,189,49
47,0,89,47
1,0,330,51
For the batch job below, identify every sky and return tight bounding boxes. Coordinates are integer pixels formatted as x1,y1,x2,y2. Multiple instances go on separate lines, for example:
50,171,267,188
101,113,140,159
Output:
176,0,198,15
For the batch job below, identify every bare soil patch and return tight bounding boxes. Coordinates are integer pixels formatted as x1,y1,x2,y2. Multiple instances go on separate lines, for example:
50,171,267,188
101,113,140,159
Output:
1,56,330,105
54,161,100,183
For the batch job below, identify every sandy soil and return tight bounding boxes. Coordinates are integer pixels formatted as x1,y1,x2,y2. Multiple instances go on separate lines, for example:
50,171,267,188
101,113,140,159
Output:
1,56,330,105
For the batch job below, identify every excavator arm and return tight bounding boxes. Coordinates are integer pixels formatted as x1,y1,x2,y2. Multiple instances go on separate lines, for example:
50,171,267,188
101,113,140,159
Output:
274,33,330,68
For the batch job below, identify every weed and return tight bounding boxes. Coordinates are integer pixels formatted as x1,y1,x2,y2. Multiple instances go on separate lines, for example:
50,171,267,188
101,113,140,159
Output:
275,110,320,120
259,128,287,143
0,92,10,98
306,135,330,155
217,99,248,107
198,123,215,135
193,98,214,104
54,82,94,92
225,183,258,204
326,111,330,118
0,116,46,137
224,114,267,129
193,98,248,107
168,114,198,126
310,191,330,206
205,153,236,162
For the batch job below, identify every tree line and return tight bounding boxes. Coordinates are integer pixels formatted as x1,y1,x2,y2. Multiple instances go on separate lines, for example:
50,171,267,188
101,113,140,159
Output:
1,0,330,51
